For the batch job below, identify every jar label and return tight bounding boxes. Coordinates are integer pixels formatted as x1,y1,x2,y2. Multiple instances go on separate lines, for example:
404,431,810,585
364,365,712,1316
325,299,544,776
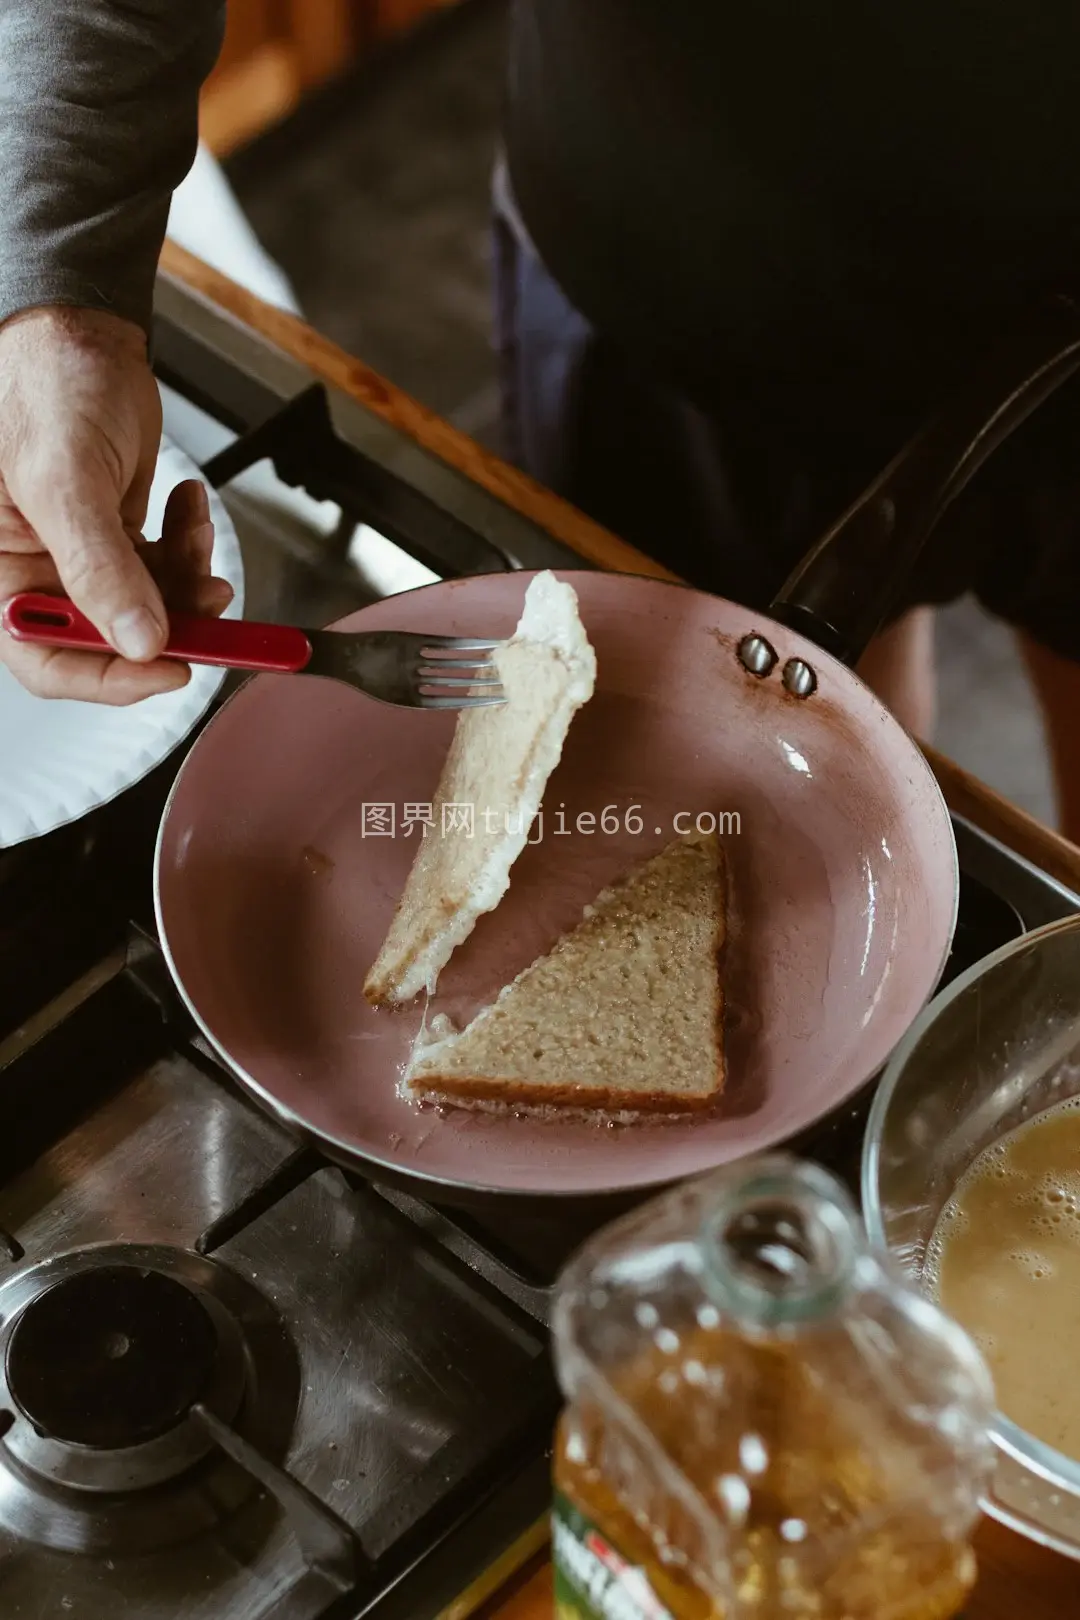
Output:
552,1493,674,1620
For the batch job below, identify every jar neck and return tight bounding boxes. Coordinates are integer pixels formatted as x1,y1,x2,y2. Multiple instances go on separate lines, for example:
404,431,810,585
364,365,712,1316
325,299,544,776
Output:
700,1159,861,1329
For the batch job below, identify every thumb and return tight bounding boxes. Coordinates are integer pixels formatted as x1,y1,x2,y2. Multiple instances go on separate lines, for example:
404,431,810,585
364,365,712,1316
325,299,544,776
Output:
20,466,168,661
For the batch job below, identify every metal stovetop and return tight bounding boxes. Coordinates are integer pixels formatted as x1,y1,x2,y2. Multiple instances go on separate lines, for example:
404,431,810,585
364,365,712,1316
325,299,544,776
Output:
0,273,1077,1618
0,935,555,1620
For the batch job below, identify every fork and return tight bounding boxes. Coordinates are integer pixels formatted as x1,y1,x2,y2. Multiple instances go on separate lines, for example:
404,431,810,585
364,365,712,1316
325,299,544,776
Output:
1,593,505,711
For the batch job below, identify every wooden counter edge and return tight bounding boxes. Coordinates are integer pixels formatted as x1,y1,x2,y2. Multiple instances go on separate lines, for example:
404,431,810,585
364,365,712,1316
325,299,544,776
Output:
159,240,679,586
159,244,1080,1620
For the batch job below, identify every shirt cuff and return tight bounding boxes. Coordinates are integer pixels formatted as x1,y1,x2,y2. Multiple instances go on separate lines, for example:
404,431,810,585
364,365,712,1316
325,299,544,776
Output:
0,271,155,339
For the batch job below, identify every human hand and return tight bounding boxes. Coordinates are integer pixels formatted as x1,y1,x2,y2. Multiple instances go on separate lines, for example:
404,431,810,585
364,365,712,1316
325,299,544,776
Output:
0,305,233,704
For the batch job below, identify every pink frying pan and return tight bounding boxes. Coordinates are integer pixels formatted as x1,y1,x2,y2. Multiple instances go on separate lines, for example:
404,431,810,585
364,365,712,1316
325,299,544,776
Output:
149,309,1080,1201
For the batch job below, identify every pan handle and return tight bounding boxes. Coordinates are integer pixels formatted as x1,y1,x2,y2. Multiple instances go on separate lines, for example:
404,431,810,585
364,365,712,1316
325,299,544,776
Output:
767,300,1080,667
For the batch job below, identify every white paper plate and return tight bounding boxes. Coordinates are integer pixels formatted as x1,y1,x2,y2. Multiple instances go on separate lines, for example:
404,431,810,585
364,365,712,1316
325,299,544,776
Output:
0,436,245,848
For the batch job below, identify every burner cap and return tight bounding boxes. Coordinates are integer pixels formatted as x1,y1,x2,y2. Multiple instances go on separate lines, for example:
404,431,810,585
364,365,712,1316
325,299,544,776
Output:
6,1266,218,1449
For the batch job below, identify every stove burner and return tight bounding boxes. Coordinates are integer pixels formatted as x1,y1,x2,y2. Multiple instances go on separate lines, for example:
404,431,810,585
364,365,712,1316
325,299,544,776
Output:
0,1243,295,1555
7,1265,218,1448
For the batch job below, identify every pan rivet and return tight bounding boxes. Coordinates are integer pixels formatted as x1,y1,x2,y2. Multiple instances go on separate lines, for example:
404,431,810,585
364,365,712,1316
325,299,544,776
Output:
737,634,778,677
782,658,817,698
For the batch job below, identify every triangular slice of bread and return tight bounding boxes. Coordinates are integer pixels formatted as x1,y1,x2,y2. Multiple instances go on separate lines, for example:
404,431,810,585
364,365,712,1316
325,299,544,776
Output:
364,572,596,1006
406,829,726,1113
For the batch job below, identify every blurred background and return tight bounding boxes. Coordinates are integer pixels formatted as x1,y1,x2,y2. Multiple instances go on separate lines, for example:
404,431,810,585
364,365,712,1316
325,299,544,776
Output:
168,0,1058,827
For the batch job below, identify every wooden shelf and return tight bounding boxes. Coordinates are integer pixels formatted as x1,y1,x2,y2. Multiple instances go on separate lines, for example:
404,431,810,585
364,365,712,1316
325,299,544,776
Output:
199,0,463,156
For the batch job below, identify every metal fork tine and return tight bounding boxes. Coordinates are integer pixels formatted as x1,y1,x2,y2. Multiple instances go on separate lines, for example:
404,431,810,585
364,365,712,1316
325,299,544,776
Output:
420,693,506,710
420,676,503,690
418,662,500,677
417,659,496,675
305,626,508,709
419,638,502,654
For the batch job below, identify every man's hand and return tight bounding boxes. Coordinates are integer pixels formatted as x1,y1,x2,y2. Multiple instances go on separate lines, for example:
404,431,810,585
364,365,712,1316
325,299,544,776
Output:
0,305,232,704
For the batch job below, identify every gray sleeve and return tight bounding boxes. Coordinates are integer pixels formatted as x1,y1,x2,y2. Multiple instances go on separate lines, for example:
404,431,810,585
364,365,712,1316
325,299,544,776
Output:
0,0,226,337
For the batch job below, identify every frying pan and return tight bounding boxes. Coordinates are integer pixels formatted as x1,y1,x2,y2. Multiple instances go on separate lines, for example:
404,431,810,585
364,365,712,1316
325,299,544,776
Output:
155,307,1080,1202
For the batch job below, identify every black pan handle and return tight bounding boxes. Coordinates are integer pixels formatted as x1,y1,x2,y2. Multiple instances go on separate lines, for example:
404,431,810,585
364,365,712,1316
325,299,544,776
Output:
768,300,1080,666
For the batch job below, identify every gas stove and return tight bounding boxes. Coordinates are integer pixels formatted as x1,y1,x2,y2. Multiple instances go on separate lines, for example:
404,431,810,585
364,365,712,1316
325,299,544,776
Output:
0,274,1077,1618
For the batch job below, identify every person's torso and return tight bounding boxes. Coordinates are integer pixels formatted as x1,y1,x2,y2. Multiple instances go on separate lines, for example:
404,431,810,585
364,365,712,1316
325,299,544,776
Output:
504,1,1080,423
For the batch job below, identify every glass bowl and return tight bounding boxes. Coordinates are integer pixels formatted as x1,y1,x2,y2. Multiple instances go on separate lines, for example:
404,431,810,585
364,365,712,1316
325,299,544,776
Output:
862,913,1080,1558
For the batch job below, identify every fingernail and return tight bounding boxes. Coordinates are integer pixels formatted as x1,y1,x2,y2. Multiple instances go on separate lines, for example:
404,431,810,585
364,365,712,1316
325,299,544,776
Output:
192,482,211,524
111,608,163,661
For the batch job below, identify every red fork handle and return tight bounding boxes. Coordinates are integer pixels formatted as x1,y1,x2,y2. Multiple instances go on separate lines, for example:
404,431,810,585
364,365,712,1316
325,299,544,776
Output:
0,593,313,674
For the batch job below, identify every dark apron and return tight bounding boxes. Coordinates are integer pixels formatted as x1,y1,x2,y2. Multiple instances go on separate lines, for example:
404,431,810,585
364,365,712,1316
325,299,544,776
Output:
489,158,1080,660
489,158,797,606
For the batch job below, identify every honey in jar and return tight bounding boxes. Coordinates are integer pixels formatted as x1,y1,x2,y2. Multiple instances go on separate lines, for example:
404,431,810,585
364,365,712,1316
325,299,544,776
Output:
550,1155,995,1620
